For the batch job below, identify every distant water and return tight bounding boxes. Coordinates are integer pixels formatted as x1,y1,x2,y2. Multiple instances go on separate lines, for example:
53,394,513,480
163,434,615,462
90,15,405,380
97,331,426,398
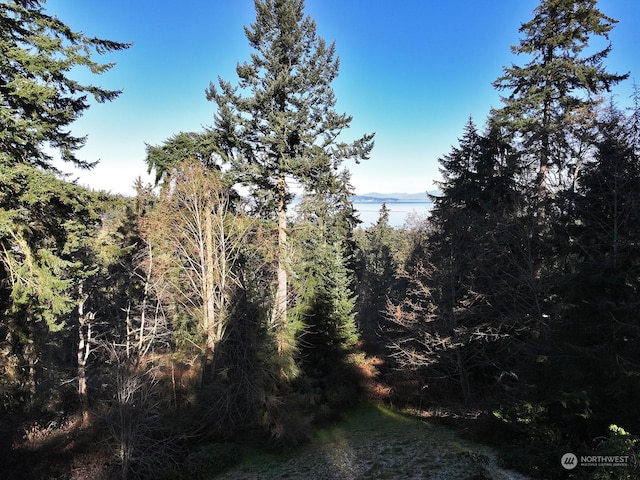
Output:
353,201,432,229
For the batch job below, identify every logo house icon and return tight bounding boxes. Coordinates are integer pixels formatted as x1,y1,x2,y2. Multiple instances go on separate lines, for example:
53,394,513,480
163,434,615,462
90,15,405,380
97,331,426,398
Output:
561,453,578,470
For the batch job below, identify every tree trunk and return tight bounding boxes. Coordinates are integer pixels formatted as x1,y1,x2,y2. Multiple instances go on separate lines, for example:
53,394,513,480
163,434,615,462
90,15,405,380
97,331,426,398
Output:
455,350,472,406
139,243,153,352
537,95,551,233
214,203,228,343
537,159,548,228
125,302,132,358
77,281,92,422
273,173,288,354
78,301,87,409
204,205,216,365
25,310,37,401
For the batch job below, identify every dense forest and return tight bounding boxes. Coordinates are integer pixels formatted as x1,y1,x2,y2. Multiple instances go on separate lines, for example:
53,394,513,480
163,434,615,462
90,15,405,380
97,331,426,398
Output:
1,0,639,479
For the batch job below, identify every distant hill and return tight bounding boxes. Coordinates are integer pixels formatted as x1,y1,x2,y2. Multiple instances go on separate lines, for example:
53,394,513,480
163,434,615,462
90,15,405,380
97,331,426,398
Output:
350,191,436,202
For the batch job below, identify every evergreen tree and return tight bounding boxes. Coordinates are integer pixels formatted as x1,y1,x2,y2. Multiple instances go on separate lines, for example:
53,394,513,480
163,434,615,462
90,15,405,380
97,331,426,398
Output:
0,0,130,169
545,104,640,438
292,238,357,371
0,165,101,403
353,203,404,341
0,0,129,407
207,0,374,340
492,0,627,225
294,169,360,248
386,121,536,404
145,131,222,185
292,171,359,370
290,173,360,419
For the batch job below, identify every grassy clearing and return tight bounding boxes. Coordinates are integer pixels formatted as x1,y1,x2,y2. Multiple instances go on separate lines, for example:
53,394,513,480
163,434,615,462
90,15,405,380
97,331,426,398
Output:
214,404,531,480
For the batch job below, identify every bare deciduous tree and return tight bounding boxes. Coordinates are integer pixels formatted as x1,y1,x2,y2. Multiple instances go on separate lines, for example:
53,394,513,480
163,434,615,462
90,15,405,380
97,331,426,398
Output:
143,160,252,370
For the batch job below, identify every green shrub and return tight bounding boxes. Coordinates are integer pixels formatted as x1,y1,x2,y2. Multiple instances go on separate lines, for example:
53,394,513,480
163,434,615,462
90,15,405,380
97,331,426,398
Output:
592,425,639,480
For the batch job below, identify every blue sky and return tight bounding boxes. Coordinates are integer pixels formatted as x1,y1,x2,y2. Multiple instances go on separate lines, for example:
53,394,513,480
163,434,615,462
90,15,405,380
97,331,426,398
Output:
46,0,640,196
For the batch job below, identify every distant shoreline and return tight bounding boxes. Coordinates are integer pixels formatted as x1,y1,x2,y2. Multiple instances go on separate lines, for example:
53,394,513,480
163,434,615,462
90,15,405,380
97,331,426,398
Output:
351,199,432,204
351,200,433,228
350,192,437,203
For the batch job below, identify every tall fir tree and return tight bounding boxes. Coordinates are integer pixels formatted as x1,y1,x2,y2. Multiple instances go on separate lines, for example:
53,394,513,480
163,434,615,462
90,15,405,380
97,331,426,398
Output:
387,120,530,404
492,0,627,226
207,0,374,346
0,0,129,406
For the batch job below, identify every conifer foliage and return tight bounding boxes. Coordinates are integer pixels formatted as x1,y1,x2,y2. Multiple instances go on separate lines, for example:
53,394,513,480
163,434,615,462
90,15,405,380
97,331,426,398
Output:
208,0,374,333
492,0,627,223
293,175,360,377
376,3,640,476
5,0,640,478
0,0,129,408
0,0,130,169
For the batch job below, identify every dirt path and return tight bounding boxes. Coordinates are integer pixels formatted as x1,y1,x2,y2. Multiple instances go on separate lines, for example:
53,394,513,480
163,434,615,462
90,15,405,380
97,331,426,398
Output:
216,405,532,480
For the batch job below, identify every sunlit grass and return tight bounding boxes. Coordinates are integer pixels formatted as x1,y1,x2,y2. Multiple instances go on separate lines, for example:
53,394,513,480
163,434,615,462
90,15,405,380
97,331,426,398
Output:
214,403,529,480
